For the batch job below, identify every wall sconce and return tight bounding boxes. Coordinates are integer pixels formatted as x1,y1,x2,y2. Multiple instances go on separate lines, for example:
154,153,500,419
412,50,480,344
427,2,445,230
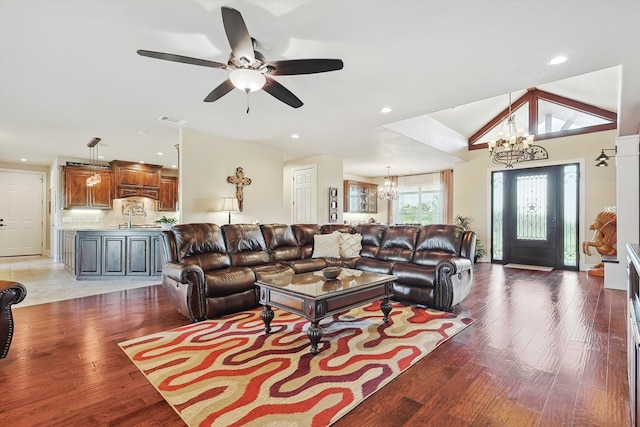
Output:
221,197,240,224
595,147,617,167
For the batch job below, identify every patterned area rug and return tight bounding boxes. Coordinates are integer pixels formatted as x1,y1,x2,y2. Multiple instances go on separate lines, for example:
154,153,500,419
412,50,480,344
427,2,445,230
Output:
119,302,474,427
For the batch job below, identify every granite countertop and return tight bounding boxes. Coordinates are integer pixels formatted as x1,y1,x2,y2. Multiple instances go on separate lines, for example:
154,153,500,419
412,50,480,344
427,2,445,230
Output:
59,225,163,232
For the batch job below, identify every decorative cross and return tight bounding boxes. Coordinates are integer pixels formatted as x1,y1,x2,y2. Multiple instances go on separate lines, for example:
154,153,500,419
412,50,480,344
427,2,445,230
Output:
227,167,252,211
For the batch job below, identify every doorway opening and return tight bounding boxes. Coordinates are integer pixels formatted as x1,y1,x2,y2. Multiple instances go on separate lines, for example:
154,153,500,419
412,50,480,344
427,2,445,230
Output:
491,163,579,270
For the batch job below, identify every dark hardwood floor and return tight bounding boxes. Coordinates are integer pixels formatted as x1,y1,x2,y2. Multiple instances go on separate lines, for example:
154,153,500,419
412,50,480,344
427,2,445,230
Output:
0,264,631,426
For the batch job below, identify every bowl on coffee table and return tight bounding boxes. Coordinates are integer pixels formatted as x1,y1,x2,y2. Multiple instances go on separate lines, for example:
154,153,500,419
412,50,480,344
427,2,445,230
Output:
321,267,342,280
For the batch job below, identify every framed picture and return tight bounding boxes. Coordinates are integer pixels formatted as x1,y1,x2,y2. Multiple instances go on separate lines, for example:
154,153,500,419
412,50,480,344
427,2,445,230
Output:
329,187,338,222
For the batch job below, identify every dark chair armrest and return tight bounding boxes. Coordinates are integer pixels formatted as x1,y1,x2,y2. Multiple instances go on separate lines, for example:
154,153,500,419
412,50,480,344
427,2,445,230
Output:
1,280,27,359
0,280,27,305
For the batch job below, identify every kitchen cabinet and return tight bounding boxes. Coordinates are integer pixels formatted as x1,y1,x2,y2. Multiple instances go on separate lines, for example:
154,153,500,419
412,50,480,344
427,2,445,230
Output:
77,233,102,276
103,235,126,276
62,231,76,271
63,167,114,209
152,234,164,274
343,180,378,213
63,229,162,279
127,235,152,275
110,160,162,199
158,176,178,211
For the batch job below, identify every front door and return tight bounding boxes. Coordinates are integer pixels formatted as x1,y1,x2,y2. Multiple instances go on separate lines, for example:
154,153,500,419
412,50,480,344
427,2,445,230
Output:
0,170,44,257
492,164,579,269
507,167,558,266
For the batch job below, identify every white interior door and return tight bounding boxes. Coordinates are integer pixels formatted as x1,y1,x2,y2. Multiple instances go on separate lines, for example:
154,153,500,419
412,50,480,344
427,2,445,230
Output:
292,165,317,224
0,170,44,256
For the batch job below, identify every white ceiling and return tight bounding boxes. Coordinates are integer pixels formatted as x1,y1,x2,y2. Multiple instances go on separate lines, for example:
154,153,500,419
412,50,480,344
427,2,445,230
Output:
1,0,639,178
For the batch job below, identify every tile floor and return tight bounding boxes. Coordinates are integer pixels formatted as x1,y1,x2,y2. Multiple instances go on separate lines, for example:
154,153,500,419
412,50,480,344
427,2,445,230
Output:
0,255,158,308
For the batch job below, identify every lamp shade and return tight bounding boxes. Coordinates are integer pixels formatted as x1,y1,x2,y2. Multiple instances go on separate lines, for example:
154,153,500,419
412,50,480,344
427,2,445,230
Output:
221,197,240,212
229,69,266,92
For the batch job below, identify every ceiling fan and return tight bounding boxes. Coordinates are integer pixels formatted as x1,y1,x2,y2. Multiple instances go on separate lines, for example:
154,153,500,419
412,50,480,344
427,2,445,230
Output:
137,6,344,111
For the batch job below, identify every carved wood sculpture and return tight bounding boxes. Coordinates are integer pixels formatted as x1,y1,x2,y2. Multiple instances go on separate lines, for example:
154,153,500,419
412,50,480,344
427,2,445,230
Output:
582,211,617,275
226,167,252,212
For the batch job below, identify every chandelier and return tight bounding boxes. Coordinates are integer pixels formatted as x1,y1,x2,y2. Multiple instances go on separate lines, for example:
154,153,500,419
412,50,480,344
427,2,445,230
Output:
378,166,398,200
488,93,547,168
86,137,102,187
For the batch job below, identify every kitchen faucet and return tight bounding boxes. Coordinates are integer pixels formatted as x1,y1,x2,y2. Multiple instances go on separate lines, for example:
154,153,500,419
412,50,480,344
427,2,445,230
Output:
128,205,147,229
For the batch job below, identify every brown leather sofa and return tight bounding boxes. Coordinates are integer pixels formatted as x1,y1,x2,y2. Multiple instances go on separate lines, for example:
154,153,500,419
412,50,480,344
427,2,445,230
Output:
160,222,476,322
1,280,27,359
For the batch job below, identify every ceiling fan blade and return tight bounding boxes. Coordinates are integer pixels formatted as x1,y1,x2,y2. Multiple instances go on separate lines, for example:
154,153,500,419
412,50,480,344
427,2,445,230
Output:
262,77,303,108
221,6,255,65
269,59,344,76
137,50,227,69
203,79,235,102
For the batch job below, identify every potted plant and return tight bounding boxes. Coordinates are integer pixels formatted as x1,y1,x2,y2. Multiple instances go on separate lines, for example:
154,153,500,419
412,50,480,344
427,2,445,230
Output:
155,216,177,230
453,215,486,263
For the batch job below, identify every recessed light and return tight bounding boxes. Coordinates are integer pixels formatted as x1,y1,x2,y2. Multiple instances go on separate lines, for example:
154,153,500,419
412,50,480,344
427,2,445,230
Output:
138,131,149,136
380,107,392,114
98,155,104,159
548,55,568,65
157,152,163,156
172,165,177,168
291,134,300,139
20,158,27,162
158,115,187,126
139,161,145,164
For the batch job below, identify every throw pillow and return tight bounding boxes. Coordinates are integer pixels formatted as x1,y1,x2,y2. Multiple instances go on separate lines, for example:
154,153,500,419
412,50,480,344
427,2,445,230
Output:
339,232,363,258
312,232,341,258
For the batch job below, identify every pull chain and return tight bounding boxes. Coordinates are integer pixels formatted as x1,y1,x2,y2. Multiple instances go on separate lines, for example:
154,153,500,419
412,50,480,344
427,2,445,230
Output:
245,89,250,114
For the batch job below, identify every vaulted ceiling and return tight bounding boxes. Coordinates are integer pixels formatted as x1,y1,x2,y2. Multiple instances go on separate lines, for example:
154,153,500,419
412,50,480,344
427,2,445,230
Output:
1,1,638,177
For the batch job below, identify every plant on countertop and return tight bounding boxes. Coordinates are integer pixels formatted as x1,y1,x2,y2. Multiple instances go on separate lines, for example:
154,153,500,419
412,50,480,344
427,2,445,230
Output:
453,215,486,263
155,216,177,225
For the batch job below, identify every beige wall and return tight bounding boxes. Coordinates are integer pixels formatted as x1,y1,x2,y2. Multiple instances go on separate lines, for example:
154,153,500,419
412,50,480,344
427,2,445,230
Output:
180,128,285,225
454,130,617,269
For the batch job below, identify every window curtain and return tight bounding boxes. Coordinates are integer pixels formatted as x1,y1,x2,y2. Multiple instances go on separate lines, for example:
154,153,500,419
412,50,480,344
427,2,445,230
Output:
440,169,453,224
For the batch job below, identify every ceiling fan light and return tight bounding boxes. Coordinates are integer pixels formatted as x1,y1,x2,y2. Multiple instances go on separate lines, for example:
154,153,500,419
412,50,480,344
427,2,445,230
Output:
230,69,266,92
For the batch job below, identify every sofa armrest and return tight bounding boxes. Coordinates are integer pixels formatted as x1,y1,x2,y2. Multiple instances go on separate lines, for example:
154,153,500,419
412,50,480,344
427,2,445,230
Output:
437,256,472,276
161,262,207,322
163,262,205,284
434,257,474,310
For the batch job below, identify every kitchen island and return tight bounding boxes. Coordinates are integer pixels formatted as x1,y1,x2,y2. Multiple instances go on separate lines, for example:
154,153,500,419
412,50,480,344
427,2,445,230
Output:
62,228,164,280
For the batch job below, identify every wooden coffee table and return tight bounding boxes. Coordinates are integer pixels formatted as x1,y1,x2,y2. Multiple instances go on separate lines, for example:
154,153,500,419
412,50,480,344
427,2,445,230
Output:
256,268,396,354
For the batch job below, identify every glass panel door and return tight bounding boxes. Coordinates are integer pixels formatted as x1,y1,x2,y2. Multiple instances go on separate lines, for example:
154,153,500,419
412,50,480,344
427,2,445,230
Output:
491,164,579,269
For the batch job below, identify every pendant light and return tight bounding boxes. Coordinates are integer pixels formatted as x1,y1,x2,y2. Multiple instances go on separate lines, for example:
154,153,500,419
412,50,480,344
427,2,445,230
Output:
86,137,102,186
